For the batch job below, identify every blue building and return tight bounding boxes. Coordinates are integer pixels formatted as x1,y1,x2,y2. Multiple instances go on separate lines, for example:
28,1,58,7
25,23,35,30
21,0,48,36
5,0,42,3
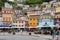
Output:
37,18,54,28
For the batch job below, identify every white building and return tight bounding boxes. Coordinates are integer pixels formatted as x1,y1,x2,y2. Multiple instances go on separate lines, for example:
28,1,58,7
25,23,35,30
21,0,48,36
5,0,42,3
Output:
23,5,29,10
12,19,26,28
5,2,13,9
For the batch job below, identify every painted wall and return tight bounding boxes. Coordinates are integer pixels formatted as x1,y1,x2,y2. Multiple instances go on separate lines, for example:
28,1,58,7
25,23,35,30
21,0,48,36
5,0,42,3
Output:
12,20,26,28
2,14,12,22
28,17,38,28
38,19,54,27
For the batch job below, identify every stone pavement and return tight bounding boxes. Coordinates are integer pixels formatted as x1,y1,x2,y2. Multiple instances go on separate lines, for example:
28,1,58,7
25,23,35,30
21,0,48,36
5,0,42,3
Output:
0,32,60,40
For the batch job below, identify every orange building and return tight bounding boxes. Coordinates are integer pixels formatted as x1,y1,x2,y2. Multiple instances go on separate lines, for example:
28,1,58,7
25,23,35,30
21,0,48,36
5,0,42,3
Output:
2,8,15,26
28,15,39,28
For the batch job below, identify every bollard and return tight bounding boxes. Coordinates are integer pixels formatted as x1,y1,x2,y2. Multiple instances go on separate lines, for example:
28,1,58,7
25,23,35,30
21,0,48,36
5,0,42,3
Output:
13,32,15,35
29,32,31,35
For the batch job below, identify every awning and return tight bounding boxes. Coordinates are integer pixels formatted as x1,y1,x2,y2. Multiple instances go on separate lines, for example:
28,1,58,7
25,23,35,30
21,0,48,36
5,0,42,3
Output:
37,25,55,28
0,27,11,28
10,26,25,28
0,25,10,28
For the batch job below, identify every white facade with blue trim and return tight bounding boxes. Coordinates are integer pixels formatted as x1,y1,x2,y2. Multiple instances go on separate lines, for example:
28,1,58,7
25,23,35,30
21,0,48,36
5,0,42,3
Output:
37,18,54,28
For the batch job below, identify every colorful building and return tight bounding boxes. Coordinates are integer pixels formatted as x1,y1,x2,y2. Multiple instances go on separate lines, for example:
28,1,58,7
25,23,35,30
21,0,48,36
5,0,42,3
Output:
28,15,39,28
37,13,54,28
12,18,26,30
2,8,14,26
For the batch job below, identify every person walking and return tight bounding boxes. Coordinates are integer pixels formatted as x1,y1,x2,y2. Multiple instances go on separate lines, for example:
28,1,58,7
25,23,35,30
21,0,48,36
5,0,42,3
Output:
56,30,59,40
29,30,31,35
20,30,23,35
52,30,57,40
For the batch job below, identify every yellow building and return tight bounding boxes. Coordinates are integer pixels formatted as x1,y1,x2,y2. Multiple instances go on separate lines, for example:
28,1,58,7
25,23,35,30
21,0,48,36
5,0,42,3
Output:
28,15,39,28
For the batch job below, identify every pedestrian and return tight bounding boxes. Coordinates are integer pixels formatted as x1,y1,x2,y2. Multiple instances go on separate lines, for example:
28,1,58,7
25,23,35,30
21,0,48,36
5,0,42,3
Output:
56,30,59,40
21,30,23,35
29,30,31,35
52,30,57,40
51,30,53,35
13,30,15,35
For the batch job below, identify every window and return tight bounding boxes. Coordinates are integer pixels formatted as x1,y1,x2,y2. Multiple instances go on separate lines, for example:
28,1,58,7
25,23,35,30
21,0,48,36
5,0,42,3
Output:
19,21,20,23
30,23,32,25
33,23,35,24
6,17,8,21
37,23,38,25
9,17,11,21
22,21,23,23
16,25,17,27
30,19,32,20
19,25,20,27
3,18,5,21
22,25,23,27
15,21,17,23
33,18,35,20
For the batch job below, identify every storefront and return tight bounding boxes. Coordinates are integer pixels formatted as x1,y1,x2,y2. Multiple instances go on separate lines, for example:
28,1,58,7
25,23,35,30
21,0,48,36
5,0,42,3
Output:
37,19,54,28
0,25,11,32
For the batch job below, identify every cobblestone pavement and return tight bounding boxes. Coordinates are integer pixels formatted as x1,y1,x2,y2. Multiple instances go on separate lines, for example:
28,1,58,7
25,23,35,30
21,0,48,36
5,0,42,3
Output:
0,32,59,40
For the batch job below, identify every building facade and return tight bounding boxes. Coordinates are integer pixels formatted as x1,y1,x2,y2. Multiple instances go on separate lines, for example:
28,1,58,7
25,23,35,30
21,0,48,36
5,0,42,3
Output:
37,14,54,28
12,18,26,29
2,8,14,26
54,12,60,27
54,6,60,28
28,15,39,28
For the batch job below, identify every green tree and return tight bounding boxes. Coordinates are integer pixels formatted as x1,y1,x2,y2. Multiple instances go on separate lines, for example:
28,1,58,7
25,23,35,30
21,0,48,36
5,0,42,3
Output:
0,0,8,7
42,0,52,2
24,0,42,4
24,0,52,5
0,0,16,7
